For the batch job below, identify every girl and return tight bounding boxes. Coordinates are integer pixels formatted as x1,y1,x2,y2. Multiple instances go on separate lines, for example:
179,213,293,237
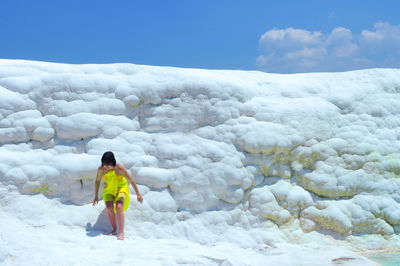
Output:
93,151,143,240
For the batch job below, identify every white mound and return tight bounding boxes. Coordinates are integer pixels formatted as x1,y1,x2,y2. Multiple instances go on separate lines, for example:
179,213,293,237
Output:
2,59,400,265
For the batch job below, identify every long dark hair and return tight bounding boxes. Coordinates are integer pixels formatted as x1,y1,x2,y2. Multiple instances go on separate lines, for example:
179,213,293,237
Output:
101,151,116,167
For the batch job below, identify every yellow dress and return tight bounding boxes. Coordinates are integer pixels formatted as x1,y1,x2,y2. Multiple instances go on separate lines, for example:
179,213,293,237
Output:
102,169,130,212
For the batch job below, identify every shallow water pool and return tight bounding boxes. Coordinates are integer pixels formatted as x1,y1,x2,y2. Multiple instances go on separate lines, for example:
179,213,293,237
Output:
365,253,400,266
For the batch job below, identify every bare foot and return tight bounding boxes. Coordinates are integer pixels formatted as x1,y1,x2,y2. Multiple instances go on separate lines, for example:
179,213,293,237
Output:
117,233,124,240
107,229,117,236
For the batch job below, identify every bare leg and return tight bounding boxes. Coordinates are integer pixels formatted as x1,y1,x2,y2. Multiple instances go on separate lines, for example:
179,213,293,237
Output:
116,201,125,240
105,201,117,235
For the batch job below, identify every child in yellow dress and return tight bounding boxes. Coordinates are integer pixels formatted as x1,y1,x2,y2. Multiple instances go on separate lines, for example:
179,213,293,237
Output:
93,151,143,240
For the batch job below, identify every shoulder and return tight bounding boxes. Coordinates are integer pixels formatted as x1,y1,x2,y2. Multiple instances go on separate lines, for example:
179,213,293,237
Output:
116,163,125,171
115,164,127,174
97,166,105,173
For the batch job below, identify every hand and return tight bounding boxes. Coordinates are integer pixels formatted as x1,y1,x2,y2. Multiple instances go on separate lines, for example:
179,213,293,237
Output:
137,194,143,204
93,195,99,206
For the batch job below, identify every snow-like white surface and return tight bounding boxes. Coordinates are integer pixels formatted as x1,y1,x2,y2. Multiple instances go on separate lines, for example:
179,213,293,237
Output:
2,59,400,265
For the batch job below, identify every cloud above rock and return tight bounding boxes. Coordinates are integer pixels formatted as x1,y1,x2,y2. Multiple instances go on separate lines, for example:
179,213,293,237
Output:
257,22,400,73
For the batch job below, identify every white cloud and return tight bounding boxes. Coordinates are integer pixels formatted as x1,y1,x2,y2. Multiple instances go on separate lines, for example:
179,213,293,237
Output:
259,28,322,50
257,22,400,73
327,27,359,58
361,22,400,43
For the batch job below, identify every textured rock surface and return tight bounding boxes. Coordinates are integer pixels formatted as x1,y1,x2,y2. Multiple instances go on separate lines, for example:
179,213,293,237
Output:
1,59,400,238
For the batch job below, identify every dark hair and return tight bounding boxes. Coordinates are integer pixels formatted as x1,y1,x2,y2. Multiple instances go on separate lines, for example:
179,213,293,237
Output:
101,151,116,167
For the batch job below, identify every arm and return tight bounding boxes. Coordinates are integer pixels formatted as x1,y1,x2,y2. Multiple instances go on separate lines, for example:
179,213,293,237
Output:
116,164,143,203
92,166,103,206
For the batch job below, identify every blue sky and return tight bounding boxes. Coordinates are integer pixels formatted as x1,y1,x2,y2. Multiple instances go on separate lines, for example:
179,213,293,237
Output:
1,0,400,73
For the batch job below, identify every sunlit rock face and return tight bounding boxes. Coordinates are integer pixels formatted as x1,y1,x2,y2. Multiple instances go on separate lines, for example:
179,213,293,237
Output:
1,59,400,237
